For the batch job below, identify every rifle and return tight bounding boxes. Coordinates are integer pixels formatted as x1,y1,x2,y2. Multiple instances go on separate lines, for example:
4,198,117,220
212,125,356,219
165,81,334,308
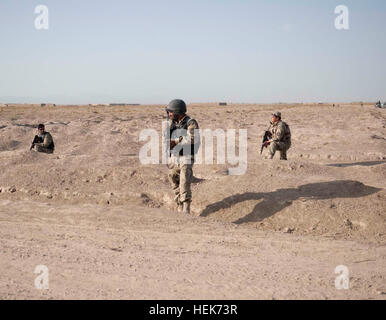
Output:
164,110,177,157
30,135,43,151
260,130,272,155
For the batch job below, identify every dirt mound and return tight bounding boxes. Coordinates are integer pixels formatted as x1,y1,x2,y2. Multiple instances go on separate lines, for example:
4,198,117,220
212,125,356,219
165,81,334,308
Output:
0,140,21,151
192,160,385,241
0,103,385,242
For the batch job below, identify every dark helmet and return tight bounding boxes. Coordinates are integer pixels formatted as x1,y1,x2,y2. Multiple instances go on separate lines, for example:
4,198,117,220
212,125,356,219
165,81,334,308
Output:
166,99,186,115
38,123,45,130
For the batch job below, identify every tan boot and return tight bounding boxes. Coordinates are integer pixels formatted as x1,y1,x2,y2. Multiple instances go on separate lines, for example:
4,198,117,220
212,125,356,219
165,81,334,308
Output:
177,202,183,212
182,201,191,214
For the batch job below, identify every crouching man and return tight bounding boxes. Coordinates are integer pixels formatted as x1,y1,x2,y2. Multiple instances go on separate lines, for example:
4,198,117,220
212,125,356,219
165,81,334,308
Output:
30,124,55,154
263,112,291,160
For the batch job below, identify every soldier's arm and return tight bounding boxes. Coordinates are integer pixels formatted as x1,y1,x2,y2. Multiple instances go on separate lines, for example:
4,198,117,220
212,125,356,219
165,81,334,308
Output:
42,133,53,147
30,136,38,149
167,120,180,149
34,137,43,147
270,123,284,142
177,120,199,147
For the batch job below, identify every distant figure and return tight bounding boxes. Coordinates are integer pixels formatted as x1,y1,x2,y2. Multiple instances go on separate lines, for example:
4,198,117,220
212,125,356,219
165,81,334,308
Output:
263,112,291,160
375,101,382,108
165,99,199,214
30,124,55,154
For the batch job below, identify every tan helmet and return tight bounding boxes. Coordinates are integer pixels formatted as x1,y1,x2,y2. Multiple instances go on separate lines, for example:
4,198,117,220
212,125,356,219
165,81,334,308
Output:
272,112,281,119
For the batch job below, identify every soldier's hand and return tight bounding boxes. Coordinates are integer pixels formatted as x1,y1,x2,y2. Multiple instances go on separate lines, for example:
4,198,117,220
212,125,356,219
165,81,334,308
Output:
170,140,177,149
264,141,270,147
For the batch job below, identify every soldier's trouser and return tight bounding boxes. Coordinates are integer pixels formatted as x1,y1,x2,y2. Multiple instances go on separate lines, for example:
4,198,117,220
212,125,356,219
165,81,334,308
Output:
169,162,193,204
34,145,54,154
268,142,290,160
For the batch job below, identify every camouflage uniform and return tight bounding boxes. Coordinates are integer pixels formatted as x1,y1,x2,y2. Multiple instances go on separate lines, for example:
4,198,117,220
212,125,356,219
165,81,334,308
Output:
33,132,55,154
168,115,199,208
268,120,291,160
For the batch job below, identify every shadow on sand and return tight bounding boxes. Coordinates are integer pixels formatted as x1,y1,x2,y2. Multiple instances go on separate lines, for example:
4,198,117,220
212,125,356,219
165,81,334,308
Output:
326,161,386,168
200,180,381,224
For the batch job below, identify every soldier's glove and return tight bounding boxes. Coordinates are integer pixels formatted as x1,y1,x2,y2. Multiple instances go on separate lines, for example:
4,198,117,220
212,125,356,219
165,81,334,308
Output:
170,140,177,149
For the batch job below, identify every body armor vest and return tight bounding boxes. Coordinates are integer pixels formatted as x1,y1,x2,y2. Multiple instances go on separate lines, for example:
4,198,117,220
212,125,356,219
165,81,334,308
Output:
170,116,199,157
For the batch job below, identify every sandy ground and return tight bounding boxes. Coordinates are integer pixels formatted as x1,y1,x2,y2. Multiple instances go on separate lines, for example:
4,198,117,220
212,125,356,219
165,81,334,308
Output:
0,102,385,299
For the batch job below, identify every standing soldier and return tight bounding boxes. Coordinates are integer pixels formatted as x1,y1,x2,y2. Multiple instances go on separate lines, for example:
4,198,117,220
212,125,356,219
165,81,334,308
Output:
263,112,291,160
165,99,199,214
30,124,55,154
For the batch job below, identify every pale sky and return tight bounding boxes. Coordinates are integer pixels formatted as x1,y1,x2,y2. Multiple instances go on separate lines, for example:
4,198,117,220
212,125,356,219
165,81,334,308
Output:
0,0,385,104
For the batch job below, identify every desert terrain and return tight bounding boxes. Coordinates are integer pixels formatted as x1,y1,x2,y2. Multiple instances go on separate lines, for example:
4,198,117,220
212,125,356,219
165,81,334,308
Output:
0,102,385,299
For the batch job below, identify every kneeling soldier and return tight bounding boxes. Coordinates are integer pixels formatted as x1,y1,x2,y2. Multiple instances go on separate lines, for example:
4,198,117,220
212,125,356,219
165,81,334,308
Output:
263,112,291,160
31,124,55,154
